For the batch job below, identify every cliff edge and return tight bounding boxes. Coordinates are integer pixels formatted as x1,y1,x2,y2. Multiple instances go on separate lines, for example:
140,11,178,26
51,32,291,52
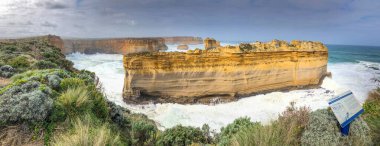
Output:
122,39,329,104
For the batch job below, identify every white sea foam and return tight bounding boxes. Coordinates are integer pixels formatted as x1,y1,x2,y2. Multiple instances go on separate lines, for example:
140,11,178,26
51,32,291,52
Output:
66,53,380,132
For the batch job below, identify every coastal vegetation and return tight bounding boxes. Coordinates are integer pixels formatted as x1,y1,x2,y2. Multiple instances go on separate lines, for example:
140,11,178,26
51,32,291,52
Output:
0,38,379,145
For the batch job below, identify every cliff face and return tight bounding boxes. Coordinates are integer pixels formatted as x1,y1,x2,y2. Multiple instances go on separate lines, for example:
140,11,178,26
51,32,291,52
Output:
162,36,203,45
62,38,168,54
123,40,328,104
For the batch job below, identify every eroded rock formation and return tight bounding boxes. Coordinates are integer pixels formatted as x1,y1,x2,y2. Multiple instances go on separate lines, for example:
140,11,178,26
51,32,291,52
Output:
204,38,220,49
163,37,203,45
123,39,328,104
62,38,168,54
177,45,189,50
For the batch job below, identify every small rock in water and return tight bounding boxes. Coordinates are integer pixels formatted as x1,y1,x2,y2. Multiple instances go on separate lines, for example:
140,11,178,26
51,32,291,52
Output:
177,44,189,50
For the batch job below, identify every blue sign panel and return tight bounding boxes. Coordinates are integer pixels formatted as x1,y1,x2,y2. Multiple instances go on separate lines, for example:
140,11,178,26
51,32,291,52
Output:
328,91,364,128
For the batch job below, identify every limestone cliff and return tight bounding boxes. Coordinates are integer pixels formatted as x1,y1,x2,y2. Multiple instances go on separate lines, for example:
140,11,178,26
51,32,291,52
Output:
162,36,203,45
62,38,168,54
122,39,328,104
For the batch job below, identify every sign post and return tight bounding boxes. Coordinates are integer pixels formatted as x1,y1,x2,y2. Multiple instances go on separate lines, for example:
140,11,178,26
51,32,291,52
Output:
328,91,364,136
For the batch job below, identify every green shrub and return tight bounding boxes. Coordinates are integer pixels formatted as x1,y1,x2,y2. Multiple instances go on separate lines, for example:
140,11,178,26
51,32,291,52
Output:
57,86,91,119
47,74,62,90
9,56,30,69
301,109,372,146
156,125,209,146
231,104,310,146
87,85,109,120
0,65,15,78
59,78,85,91
77,70,96,84
48,101,67,123
2,45,17,53
363,89,380,144
0,81,53,123
131,120,157,145
218,117,256,145
34,60,58,69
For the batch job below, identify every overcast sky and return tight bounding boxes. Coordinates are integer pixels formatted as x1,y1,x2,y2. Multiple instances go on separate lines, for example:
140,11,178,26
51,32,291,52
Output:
0,0,379,46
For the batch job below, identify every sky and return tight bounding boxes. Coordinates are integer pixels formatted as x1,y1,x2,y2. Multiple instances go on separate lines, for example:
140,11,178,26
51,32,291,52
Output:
0,0,379,46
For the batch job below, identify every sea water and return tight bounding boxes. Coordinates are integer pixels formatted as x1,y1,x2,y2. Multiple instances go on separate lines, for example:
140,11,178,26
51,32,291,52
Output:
66,44,380,131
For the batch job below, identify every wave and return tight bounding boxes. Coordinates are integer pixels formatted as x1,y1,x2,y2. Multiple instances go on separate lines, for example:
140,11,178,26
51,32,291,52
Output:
66,53,380,132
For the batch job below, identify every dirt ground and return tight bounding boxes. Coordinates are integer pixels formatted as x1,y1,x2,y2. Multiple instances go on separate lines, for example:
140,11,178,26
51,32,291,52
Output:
0,77,11,87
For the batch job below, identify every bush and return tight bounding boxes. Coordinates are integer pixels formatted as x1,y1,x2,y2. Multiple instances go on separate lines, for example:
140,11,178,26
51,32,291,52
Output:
156,125,209,146
0,65,15,78
363,89,380,144
239,43,254,51
59,78,85,91
0,81,53,123
108,101,130,128
34,60,58,69
52,117,122,146
231,103,310,146
47,74,62,90
77,70,96,84
57,86,91,119
218,117,256,146
131,120,157,145
87,85,109,120
301,109,372,146
9,56,30,69
2,45,17,53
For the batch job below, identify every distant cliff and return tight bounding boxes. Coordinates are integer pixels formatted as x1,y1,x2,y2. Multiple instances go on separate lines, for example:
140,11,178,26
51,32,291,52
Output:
62,38,168,54
162,36,203,45
123,39,328,104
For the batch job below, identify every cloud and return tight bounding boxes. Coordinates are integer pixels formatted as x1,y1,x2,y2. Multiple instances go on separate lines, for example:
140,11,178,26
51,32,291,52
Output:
35,0,69,9
41,21,57,28
7,21,33,26
0,0,379,45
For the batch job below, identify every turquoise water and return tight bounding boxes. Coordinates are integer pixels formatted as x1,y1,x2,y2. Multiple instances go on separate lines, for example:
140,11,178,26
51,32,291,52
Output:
327,45,380,63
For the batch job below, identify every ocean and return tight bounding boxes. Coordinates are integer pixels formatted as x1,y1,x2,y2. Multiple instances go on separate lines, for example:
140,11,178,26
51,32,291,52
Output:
66,43,380,131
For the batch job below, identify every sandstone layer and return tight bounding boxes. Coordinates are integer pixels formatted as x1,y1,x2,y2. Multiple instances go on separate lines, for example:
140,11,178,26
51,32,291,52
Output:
62,38,168,54
162,36,203,45
123,39,328,104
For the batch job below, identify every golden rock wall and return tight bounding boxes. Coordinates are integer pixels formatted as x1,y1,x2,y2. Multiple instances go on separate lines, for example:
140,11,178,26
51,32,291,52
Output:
62,38,168,54
123,40,328,103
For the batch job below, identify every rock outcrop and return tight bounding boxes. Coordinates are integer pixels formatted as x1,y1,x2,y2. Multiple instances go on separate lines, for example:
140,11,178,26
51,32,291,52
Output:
177,45,189,50
122,39,329,104
62,38,168,55
204,38,220,49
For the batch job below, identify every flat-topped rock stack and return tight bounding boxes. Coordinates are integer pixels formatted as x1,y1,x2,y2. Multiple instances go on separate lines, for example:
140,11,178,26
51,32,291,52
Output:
122,39,329,104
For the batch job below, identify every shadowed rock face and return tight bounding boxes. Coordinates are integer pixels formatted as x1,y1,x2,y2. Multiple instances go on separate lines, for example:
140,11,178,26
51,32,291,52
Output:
122,39,328,104
62,38,168,55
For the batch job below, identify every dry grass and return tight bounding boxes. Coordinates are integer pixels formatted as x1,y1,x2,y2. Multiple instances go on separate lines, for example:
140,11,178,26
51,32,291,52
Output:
52,117,121,146
0,77,11,87
57,86,91,119
0,124,44,146
231,102,310,146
